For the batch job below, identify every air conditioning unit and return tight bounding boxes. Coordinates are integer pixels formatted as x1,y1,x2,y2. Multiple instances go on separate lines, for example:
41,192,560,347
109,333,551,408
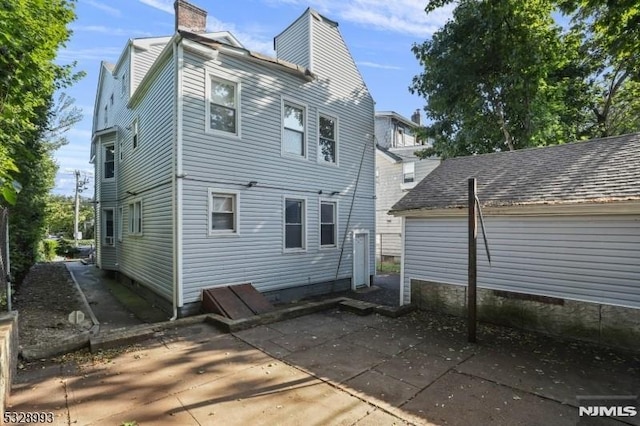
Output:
105,236,114,246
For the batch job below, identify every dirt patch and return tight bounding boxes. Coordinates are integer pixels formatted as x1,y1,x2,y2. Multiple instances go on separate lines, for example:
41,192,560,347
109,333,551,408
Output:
13,262,93,350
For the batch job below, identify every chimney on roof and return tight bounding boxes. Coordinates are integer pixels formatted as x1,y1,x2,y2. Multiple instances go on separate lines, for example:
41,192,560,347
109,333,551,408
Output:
174,0,207,33
411,109,421,126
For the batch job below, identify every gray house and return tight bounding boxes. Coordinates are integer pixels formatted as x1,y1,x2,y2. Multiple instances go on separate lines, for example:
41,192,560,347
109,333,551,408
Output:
375,111,439,262
90,1,375,316
390,133,640,350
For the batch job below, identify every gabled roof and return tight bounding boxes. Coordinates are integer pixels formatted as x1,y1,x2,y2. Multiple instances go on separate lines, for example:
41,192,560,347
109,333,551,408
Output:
180,30,315,81
375,144,403,163
376,111,418,128
391,132,640,213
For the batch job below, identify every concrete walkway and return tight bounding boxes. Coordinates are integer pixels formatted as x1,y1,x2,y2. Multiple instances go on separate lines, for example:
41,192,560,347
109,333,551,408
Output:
10,307,639,425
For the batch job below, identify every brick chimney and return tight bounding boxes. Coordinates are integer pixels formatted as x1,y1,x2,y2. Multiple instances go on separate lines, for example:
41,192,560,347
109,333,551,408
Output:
174,0,207,33
411,109,421,126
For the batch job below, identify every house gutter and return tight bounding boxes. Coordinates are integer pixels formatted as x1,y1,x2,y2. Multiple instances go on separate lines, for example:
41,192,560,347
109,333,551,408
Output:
170,37,185,321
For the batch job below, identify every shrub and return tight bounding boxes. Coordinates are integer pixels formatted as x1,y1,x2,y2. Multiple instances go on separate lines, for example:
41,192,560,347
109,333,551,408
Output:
54,238,80,258
40,239,58,261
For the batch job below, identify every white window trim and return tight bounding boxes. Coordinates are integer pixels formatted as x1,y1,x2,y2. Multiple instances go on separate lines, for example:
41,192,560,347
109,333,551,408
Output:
102,143,115,181
102,208,115,247
128,199,143,236
205,70,241,139
132,116,139,151
120,71,127,98
317,111,339,167
208,188,240,236
283,196,307,253
281,97,308,160
319,198,339,249
117,206,123,242
401,161,417,191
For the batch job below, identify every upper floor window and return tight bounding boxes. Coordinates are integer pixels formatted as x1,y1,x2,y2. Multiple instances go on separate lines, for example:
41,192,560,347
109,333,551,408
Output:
109,93,114,106
132,118,139,150
208,76,238,135
403,162,415,183
209,190,238,235
120,72,127,97
104,144,115,179
283,101,305,158
103,104,108,126
319,114,337,164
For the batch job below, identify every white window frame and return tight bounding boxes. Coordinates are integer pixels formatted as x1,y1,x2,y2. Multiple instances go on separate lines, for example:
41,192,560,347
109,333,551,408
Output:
128,200,143,236
403,162,415,183
281,97,308,160
318,112,338,166
103,143,115,181
319,199,338,249
205,71,241,139
102,208,115,247
283,196,307,252
120,72,127,97
132,117,139,151
208,189,240,236
117,206,123,242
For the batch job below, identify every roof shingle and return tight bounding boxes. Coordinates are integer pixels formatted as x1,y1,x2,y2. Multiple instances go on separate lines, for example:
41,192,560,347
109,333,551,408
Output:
390,132,640,213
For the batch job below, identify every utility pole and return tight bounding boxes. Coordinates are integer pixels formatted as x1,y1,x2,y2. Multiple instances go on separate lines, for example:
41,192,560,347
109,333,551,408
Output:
73,170,89,247
74,170,80,247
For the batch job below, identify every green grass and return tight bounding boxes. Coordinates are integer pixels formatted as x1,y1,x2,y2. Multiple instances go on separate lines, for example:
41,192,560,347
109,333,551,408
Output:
377,261,400,274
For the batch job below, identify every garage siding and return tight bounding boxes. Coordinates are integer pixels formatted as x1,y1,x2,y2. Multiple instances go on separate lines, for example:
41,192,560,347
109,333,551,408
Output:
403,215,640,308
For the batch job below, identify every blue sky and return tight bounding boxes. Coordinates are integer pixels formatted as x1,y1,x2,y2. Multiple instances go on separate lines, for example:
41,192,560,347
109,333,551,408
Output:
53,0,453,196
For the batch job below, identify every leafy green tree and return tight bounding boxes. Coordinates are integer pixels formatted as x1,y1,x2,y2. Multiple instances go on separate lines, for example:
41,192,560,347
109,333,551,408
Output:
410,0,580,158
46,194,94,239
0,0,81,205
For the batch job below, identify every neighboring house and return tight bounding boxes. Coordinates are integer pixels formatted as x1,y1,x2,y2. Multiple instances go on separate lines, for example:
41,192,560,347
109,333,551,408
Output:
90,0,375,316
375,111,439,262
390,133,640,350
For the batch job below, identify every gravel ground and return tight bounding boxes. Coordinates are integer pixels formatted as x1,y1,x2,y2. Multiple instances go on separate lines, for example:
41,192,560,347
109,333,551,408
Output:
13,262,93,350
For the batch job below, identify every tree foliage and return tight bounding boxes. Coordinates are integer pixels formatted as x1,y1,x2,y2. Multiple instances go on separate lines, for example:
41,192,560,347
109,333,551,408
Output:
411,0,640,158
0,0,81,205
0,0,83,284
46,194,94,239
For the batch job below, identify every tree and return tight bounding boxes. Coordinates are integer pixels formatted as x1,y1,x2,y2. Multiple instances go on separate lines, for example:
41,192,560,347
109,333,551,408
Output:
411,0,582,158
46,194,94,239
0,0,81,205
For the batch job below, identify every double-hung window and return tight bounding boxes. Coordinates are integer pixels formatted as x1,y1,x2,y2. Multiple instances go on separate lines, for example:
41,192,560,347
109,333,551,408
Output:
208,76,238,135
318,114,337,164
129,201,142,235
132,118,139,150
209,190,238,234
320,201,337,247
117,206,123,242
403,162,415,183
285,198,305,250
104,144,115,179
283,101,305,157
103,209,114,246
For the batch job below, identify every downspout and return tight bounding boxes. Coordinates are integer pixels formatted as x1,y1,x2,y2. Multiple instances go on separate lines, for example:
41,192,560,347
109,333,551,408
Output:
399,215,405,306
5,211,11,312
170,37,184,321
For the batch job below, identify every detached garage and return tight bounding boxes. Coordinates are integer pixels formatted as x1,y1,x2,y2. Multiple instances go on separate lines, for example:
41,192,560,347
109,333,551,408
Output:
390,133,640,350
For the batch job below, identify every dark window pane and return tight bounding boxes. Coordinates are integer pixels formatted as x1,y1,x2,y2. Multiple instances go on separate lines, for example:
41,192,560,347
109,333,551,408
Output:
319,138,335,163
212,212,234,230
321,203,334,223
319,116,335,139
210,104,236,133
105,210,114,237
285,200,302,224
321,224,335,246
286,224,302,248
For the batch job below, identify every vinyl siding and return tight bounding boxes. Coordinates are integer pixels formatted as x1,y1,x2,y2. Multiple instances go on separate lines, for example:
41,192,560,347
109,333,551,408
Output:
376,150,439,257
132,42,169,93
274,13,310,69
179,14,375,303
116,56,175,300
402,215,640,308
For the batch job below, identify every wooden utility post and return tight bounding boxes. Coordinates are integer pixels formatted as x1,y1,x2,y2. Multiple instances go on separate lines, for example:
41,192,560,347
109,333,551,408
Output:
74,170,81,247
468,178,477,343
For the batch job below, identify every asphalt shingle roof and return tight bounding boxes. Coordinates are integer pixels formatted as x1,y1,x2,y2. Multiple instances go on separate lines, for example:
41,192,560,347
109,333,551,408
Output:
390,132,640,213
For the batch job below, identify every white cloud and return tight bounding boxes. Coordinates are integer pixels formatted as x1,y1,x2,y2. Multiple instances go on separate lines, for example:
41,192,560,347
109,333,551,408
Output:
71,25,153,37
84,0,122,17
138,0,173,14
267,0,453,37
357,61,402,70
